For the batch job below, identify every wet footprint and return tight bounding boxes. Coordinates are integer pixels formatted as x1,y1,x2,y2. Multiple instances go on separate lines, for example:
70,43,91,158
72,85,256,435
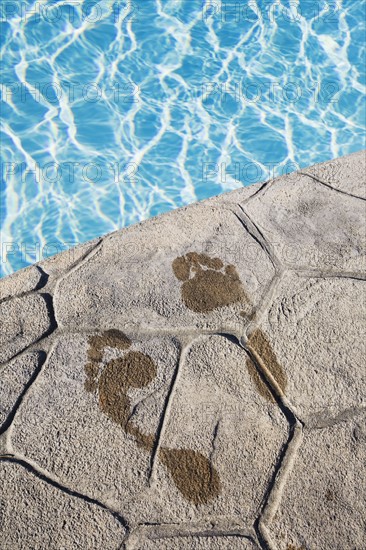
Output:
159,447,221,505
172,252,248,313
84,329,155,450
98,351,157,450
84,330,221,504
246,328,287,402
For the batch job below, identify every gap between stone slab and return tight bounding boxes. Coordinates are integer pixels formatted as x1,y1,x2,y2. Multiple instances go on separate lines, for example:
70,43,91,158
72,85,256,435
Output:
123,521,257,550
237,336,304,550
255,422,303,550
233,207,283,274
147,337,189,485
299,171,366,202
294,268,366,281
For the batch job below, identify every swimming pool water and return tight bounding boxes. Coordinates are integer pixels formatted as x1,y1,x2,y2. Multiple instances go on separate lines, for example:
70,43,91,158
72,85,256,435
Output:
1,0,365,277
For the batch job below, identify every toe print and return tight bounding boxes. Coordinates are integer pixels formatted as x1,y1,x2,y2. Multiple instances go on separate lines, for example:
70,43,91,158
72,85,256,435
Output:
84,330,221,504
172,252,248,313
87,329,131,362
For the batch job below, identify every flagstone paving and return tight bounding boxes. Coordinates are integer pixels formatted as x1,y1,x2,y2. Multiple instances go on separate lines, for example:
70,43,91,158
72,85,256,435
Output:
0,151,365,549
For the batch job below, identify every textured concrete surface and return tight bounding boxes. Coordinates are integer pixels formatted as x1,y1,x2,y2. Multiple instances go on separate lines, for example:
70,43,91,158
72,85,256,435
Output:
0,151,365,549
0,462,126,549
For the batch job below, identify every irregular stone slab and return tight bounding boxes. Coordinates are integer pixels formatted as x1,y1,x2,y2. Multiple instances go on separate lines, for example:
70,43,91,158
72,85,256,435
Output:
0,352,43,431
0,294,52,363
0,461,125,549
270,416,366,549
11,332,180,514
143,535,258,549
54,202,275,332
139,335,287,526
254,274,366,423
0,266,42,301
302,149,366,199
244,172,366,272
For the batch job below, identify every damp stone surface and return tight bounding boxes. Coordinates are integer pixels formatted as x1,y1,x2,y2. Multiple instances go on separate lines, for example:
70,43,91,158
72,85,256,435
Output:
0,151,365,549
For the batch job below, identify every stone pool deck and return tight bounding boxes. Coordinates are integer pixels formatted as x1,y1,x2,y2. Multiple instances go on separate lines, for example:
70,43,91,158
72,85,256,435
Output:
0,150,365,550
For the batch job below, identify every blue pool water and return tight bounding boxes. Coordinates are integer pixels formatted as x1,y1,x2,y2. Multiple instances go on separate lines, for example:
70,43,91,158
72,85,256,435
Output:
1,0,365,277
